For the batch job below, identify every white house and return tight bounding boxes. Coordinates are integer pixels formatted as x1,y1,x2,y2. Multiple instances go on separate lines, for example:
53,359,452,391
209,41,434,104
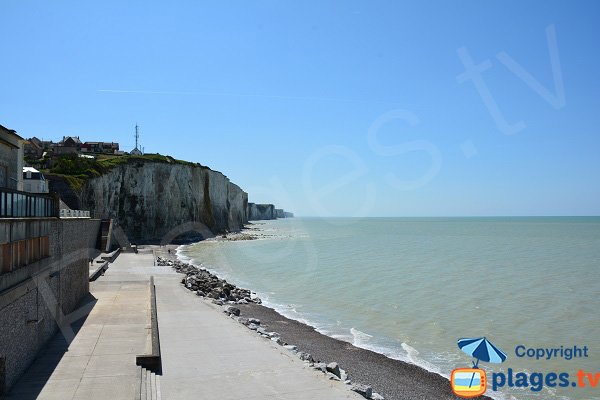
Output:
22,167,49,193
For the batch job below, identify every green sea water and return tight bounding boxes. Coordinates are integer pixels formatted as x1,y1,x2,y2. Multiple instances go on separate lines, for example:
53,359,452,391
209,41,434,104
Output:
178,217,600,400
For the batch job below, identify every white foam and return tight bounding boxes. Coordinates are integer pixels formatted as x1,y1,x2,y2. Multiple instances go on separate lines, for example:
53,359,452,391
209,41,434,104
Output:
350,327,373,347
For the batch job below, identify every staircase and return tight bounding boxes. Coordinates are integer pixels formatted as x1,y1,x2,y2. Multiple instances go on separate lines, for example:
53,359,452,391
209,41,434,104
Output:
100,219,112,251
137,366,161,400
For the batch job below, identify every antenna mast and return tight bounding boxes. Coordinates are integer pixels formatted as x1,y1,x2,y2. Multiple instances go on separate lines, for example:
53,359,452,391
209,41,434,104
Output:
135,124,140,150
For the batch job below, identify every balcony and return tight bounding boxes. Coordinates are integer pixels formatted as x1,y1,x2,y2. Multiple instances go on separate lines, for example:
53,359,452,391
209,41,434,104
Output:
0,187,57,218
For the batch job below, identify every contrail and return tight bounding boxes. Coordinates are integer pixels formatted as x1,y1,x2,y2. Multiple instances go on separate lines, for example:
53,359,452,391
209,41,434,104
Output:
96,89,423,107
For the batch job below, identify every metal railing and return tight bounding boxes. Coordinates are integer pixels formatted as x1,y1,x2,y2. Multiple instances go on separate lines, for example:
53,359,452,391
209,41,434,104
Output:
59,209,90,218
0,187,57,218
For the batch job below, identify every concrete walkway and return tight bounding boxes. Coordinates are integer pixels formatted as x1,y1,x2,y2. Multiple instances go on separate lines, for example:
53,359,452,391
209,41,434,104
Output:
153,262,361,399
7,250,361,400
5,253,157,400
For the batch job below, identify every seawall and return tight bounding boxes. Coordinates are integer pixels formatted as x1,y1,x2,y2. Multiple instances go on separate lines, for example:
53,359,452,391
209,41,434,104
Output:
0,218,101,393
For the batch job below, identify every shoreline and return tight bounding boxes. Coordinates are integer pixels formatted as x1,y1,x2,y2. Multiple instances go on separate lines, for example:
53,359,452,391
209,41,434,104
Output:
235,302,474,400
156,246,492,400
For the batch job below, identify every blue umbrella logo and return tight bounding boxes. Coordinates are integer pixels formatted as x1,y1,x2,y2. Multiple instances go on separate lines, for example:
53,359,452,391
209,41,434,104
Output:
457,337,507,388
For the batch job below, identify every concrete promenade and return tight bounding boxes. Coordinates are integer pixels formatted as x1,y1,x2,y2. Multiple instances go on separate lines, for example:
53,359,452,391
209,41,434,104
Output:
5,252,156,400
6,250,361,400
153,259,361,399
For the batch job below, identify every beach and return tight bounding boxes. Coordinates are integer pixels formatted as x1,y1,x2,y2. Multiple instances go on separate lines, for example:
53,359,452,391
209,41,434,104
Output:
235,303,472,400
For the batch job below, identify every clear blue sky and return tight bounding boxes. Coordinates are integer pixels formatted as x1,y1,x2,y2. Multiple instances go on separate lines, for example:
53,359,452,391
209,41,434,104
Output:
1,1,599,216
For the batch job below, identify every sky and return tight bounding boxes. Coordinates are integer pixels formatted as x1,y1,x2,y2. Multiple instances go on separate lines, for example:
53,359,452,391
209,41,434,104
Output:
1,1,599,217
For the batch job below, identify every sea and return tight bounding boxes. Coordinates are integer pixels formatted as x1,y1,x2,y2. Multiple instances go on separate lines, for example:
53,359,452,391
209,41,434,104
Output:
177,217,600,400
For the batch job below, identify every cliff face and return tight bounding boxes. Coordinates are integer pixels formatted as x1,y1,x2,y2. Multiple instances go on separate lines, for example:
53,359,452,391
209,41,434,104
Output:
81,160,248,243
247,203,275,220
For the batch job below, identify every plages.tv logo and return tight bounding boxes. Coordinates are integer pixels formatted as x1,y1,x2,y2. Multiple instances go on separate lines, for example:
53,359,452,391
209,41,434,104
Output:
451,337,507,398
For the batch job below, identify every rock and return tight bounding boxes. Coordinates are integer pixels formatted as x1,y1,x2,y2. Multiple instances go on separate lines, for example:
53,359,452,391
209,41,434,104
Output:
351,384,373,399
248,318,260,325
256,327,267,335
327,373,341,381
236,299,248,304
340,369,349,381
297,352,314,363
248,323,258,330
212,299,224,306
238,318,249,326
312,363,327,373
370,393,384,400
271,337,282,344
326,362,341,378
283,345,297,351
195,290,205,297
227,307,241,316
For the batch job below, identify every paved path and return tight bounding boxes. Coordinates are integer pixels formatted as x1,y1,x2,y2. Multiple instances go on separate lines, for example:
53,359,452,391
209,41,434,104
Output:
153,261,361,400
5,253,156,400
7,250,362,400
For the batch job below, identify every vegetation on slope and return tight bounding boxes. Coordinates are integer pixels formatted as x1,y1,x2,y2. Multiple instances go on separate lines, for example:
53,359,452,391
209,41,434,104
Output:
43,153,207,191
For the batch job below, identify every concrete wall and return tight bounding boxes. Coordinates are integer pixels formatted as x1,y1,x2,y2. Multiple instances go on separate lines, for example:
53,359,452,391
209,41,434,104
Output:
0,218,101,394
23,178,49,194
0,128,24,191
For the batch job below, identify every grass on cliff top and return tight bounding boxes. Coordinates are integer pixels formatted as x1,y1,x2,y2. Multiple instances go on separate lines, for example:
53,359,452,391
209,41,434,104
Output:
43,153,208,190
96,153,205,169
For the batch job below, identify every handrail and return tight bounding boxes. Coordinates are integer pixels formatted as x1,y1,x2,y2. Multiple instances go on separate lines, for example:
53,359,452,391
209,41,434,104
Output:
0,188,58,218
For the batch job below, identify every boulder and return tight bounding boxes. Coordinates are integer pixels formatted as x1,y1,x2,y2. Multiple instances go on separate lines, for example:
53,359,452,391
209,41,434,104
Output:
351,384,373,399
327,373,341,381
312,363,327,373
326,362,341,378
297,352,314,363
227,307,241,316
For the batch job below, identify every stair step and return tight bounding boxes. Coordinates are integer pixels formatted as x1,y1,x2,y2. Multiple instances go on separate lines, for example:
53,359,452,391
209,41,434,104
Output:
155,372,162,400
146,368,151,400
139,366,147,400
138,367,161,400
151,371,156,400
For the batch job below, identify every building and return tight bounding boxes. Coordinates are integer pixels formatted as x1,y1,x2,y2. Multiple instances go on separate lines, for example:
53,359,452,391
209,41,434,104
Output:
22,167,49,194
53,136,82,155
23,137,43,160
0,125,24,191
1,126,102,395
22,136,122,161
61,136,82,148
80,141,120,154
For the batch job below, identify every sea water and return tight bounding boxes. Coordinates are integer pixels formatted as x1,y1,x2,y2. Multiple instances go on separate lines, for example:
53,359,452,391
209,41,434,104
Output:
177,217,600,400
